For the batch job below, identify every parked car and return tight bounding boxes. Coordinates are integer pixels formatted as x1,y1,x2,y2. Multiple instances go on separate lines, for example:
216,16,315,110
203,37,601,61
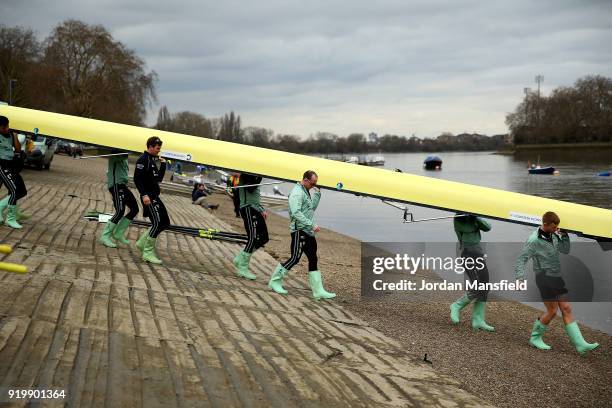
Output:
23,134,58,170
56,141,83,157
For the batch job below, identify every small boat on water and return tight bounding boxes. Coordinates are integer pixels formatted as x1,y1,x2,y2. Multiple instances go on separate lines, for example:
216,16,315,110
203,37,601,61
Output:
527,155,556,175
598,171,611,177
362,155,385,166
343,155,385,166
528,166,556,175
423,155,442,170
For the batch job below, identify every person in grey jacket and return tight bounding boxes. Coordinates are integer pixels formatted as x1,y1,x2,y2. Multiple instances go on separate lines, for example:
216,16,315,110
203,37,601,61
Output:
268,170,335,300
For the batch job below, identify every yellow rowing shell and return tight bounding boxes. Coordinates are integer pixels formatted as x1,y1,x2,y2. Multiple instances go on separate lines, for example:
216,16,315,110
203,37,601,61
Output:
2,105,611,240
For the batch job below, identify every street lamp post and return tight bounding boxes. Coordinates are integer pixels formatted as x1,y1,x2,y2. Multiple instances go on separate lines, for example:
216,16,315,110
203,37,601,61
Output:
8,79,18,105
523,87,531,125
535,75,544,127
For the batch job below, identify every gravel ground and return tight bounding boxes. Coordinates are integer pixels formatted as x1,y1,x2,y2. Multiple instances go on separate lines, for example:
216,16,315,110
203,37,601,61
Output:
206,191,612,408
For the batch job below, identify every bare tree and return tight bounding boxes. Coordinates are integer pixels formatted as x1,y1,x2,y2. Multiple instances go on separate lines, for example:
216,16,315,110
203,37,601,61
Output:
40,20,157,125
172,111,214,138
217,111,242,142
0,25,41,105
154,106,214,138
574,75,612,131
314,132,338,153
346,133,366,153
273,134,301,152
243,126,273,147
507,74,612,144
155,105,172,131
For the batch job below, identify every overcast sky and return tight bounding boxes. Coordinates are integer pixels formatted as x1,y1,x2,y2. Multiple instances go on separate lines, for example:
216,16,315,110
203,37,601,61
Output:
5,0,612,138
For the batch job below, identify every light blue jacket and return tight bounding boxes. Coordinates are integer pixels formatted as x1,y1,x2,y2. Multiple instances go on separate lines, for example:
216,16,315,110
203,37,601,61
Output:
288,182,321,236
514,229,570,280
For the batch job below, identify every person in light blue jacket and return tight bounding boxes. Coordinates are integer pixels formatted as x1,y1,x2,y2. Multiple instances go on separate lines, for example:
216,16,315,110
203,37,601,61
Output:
515,211,599,355
268,170,335,300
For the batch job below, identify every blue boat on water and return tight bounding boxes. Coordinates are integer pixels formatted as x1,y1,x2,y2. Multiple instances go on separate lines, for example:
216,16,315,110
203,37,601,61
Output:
527,155,556,175
424,155,442,170
598,171,611,177
528,166,555,175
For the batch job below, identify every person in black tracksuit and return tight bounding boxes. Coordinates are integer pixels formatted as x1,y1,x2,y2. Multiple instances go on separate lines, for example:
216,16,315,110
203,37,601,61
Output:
99,151,140,248
232,173,269,280
133,136,168,264
0,116,28,229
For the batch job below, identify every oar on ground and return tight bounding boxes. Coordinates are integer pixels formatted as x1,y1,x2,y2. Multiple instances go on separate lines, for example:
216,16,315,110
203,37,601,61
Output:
84,211,248,244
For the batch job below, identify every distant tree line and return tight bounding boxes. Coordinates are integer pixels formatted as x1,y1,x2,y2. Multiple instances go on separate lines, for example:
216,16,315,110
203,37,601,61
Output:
262,131,507,154
154,104,508,153
506,75,612,145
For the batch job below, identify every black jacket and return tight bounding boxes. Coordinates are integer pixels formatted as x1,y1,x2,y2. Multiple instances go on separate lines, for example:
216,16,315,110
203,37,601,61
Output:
134,151,166,199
